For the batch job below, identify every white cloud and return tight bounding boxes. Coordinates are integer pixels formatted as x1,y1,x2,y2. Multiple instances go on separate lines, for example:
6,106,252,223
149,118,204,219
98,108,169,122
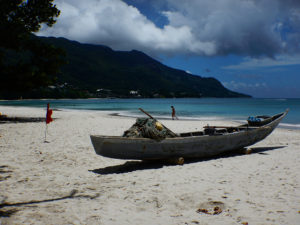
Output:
223,55,300,70
38,0,300,57
222,81,267,89
162,0,300,56
38,0,215,56
222,81,269,97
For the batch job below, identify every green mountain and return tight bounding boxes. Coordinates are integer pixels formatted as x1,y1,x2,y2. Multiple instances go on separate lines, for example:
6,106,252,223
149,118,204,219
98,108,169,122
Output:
7,36,251,98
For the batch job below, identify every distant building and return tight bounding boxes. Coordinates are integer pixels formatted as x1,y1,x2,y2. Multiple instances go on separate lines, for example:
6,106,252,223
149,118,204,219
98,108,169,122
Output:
96,89,111,93
130,90,138,95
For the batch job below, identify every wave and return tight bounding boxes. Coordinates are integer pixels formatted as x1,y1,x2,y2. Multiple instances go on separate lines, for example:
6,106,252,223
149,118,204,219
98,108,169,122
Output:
279,123,300,130
273,98,287,101
115,111,231,121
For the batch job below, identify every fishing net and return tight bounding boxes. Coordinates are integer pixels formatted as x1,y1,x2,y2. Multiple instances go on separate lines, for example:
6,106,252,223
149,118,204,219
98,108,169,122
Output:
123,118,178,140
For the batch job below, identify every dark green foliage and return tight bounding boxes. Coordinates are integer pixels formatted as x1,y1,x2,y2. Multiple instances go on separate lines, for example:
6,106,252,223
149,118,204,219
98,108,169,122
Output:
0,0,64,99
0,0,60,48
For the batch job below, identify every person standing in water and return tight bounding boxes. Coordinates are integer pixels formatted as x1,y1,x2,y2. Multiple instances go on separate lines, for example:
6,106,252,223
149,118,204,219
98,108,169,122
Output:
171,106,178,120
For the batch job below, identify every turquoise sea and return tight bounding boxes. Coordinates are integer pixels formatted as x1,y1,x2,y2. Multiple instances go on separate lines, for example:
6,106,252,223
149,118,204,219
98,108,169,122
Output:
0,98,299,129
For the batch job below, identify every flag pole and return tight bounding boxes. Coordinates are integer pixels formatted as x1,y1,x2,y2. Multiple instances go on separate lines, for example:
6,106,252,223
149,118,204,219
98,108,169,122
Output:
44,123,48,142
44,104,48,143
44,103,53,143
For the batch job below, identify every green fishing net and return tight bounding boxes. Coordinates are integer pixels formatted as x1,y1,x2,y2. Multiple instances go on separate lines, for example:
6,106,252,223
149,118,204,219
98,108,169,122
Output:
123,118,177,140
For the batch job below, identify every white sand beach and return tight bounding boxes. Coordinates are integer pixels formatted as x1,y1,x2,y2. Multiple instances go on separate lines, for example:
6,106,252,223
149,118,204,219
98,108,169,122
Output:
0,106,299,225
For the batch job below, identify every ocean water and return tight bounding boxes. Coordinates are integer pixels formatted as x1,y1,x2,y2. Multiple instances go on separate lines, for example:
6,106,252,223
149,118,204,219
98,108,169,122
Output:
0,98,299,129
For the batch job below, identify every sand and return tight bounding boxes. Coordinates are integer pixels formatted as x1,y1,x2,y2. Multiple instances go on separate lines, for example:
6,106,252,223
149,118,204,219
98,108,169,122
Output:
0,105,299,225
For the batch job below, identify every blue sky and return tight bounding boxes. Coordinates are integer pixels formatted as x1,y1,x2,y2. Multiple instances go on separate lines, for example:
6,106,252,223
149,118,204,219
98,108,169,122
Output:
38,0,300,98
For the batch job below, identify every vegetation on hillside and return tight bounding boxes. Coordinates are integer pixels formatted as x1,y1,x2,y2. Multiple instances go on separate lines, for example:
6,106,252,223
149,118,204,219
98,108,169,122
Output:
34,37,250,99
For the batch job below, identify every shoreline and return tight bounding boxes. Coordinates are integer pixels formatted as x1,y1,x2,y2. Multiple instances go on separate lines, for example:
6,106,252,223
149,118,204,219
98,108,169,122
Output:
1,105,299,130
0,98,299,127
0,105,299,224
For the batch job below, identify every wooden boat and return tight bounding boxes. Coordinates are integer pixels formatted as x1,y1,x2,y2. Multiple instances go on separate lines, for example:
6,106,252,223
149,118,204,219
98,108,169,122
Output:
90,109,288,160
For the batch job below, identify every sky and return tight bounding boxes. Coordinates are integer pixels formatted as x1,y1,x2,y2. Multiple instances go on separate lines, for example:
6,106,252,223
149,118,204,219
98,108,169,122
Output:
38,0,300,98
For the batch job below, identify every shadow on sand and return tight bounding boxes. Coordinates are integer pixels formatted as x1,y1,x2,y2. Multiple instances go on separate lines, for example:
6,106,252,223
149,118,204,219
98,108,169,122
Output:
0,190,99,218
90,146,286,175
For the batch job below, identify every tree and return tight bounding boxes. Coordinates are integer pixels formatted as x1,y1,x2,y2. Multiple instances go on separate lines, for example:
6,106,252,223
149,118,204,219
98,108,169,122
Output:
0,0,65,99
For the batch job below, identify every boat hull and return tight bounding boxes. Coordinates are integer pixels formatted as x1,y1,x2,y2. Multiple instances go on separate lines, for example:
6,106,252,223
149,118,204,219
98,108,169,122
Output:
90,110,287,160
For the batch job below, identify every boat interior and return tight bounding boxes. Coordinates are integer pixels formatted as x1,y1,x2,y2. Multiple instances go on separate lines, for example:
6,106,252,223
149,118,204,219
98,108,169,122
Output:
179,112,283,138
179,126,247,137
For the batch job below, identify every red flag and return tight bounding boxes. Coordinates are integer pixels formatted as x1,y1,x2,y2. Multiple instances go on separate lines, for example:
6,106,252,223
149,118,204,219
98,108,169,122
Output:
46,103,53,124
